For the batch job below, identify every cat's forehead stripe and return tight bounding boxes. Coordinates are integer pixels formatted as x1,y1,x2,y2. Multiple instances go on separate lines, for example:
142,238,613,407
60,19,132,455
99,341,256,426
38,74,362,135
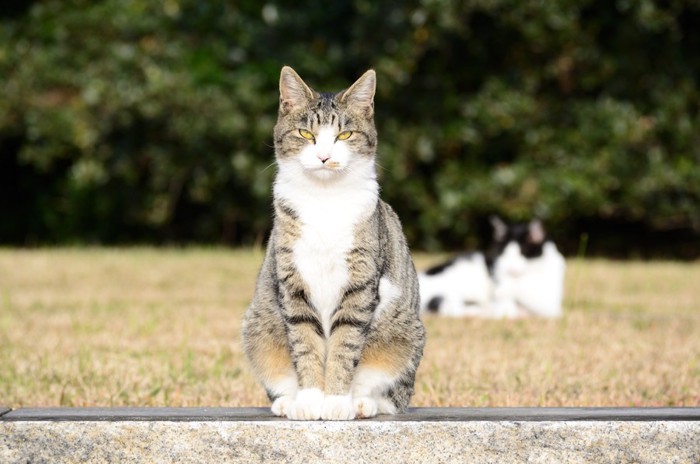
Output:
305,108,348,130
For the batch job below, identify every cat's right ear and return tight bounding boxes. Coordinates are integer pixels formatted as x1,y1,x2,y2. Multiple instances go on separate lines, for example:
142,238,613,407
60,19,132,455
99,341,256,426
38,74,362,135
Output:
528,219,546,244
489,215,507,242
279,66,315,115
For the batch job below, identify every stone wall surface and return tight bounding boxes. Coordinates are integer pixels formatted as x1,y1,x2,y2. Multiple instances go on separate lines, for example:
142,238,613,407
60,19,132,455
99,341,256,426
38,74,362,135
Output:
2,408,699,464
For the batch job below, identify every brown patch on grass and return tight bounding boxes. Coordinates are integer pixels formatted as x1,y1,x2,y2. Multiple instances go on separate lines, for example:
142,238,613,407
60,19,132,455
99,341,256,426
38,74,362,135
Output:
1,250,698,408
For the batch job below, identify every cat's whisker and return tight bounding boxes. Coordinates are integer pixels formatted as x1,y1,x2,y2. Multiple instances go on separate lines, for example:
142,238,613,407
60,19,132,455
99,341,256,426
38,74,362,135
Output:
259,161,278,174
374,161,390,173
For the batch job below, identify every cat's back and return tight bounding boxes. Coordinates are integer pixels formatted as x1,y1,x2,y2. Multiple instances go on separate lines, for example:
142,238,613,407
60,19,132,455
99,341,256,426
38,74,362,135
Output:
373,200,420,302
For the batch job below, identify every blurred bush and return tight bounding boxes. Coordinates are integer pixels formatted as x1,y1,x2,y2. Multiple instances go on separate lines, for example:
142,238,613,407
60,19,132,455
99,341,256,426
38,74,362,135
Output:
1,0,699,257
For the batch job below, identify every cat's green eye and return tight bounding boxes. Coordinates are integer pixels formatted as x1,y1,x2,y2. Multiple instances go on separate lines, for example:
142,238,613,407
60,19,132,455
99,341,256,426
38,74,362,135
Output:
299,129,315,141
336,131,353,141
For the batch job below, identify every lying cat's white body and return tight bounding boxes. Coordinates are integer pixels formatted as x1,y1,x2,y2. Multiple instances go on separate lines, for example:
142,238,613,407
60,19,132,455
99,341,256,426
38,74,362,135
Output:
419,218,566,319
417,253,492,317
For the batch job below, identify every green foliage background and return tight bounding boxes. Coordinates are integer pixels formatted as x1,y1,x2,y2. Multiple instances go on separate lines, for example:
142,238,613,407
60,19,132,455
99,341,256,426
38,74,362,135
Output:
1,0,699,257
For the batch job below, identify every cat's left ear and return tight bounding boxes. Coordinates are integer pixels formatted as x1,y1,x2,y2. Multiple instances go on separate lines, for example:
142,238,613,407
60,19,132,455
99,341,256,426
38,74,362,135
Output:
339,69,376,117
528,219,546,244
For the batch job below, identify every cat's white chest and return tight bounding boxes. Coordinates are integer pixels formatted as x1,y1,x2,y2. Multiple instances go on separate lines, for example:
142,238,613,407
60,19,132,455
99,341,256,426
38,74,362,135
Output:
276,171,378,336
294,204,354,329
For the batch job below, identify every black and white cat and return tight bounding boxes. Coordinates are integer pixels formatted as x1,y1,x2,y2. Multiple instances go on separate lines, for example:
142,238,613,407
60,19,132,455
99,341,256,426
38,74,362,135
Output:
418,217,566,318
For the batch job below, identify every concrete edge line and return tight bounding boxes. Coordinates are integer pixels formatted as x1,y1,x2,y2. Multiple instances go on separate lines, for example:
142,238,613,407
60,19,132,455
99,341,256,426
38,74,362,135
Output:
3,407,700,422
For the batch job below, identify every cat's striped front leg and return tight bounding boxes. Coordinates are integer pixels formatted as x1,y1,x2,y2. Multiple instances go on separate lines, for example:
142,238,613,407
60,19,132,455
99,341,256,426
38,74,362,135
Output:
322,279,378,420
279,282,326,420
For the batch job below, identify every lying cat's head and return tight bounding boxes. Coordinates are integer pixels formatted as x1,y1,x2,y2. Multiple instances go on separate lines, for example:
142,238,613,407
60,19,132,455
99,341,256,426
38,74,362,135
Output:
489,216,547,276
273,66,378,182
490,216,546,257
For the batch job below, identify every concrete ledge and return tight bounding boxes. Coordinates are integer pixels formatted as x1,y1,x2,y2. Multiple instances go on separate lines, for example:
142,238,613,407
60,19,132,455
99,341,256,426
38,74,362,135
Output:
2,407,700,463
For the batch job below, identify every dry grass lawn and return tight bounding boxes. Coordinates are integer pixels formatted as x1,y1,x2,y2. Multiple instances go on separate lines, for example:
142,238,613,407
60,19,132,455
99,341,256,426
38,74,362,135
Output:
1,248,698,408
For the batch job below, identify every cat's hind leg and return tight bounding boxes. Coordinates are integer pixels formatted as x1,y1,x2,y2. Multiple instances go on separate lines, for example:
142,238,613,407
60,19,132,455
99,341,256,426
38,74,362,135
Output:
242,305,298,417
268,373,298,418
351,367,396,418
252,339,298,417
351,334,422,418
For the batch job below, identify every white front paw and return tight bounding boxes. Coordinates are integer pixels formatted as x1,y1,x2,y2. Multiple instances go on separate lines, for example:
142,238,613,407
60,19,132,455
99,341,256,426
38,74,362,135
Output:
287,388,324,420
321,394,355,421
353,396,378,419
271,395,295,417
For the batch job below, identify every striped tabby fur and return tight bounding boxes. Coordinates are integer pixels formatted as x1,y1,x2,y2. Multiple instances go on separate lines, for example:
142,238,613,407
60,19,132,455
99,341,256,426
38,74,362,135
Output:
242,67,425,420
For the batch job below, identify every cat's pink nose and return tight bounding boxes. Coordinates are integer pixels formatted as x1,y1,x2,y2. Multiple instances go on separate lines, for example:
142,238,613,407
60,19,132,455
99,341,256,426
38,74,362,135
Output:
318,154,331,163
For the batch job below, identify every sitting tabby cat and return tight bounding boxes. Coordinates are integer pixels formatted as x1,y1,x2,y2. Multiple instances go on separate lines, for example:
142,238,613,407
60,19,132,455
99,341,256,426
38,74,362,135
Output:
419,216,565,318
242,66,425,420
